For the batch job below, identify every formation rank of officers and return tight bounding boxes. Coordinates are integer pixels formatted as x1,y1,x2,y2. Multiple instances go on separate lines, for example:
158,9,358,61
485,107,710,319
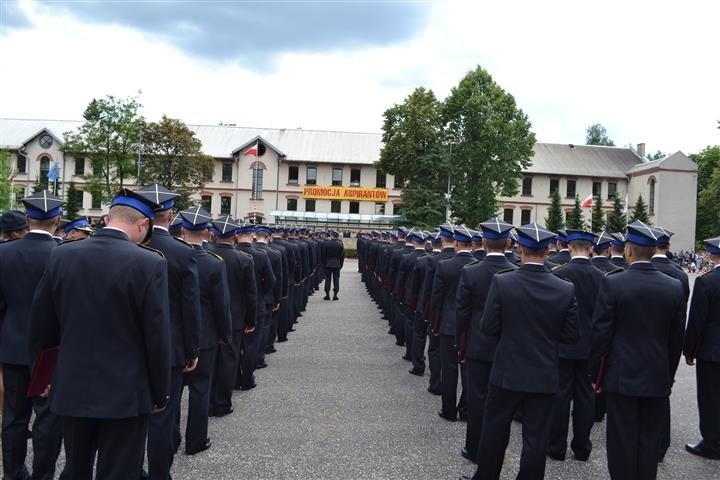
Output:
358,219,720,480
0,186,346,480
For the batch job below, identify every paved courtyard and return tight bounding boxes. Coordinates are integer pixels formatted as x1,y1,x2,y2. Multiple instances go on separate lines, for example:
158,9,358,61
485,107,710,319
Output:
169,264,717,479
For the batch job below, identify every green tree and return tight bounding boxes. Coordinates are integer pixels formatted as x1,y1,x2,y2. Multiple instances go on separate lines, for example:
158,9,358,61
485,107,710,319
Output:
585,123,615,146
139,116,215,210
65,182,81,219
63,95,143,204
629,194,651,224
565,197,586,229
606,194,627,232
377,87,447,228
692,146,720,241
545,189,564,233
591,196,605,232
443,66,536,225
0,151,13,211
646,150,665,161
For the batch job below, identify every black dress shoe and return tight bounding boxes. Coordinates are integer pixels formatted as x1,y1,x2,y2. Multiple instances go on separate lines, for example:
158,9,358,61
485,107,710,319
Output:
212,407,233,418
427,387,442,396
686,440,720,459
323,295,330,300
288,328,296,332
277,338,288,343
438,411,457,422
573,451,590,462
461,447,477,463
186,438,212,455
256,361,268,369
402,355,412,361
240,383,257,391
332,295,339,301
265,346,277,354
547,451,566,461
395,341,405,347
409,368,424,376
458,412,468,422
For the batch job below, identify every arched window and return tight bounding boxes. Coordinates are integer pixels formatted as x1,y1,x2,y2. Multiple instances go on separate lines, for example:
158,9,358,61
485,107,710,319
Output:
39,155,51,188
250,162,265,199
648,177,656,215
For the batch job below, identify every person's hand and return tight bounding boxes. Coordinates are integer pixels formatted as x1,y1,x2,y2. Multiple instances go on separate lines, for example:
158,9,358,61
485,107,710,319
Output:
41,384,52,398
152,405,166,414
244,325,256,334
272,303,280,312
592,383,602,393
183,357,199,373
686,356,696,366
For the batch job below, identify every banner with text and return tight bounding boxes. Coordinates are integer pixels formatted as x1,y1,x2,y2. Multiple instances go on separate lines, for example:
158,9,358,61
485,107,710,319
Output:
302,186,389,202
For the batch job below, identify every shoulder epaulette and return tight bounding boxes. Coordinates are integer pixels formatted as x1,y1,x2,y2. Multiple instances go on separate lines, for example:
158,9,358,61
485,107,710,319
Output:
173,237,193,248
700,269,714,277
57,238,81,246
139,244,165,258
255,248,268,255
604,268,622,277
551,264,565,271
495,268,515,275
239,250,253,258
208,251,224,262
463,259,480,268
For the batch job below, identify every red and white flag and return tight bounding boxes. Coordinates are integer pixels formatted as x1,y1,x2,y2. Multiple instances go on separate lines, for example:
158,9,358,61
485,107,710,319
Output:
244,142,259,156
581,194,593,208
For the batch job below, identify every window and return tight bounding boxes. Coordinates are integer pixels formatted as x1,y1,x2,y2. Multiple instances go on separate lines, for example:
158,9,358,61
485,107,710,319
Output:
566,179,576,198
522,176,532,196
350,168,361,187
607,182,617,200
288,166,299,185
201,195,212,212
306,167,317,185
592,181,602,198
393,203,402,215
221,163,233,182
503,208,514,224
91,191,101,210
220,196,231,215
39,156,50,188
75,157,85,176
305,199,316,212
15,187,25,205
375,202,385,214
17,155,26,174
332,168,343,186
521,209,531,224
251,166,263,199
349,201,360,214
330,200,341,213
549,179,559,195
376,170,386,188
393,175,405,189
649,178,656,215
69,188,83,208
287,198,298,211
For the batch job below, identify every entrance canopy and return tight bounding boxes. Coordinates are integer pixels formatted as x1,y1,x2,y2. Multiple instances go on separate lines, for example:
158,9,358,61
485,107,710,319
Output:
270,210,401,228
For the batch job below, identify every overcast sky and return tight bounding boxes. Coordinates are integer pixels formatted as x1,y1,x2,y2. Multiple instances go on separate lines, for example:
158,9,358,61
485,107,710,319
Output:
1,0,718,155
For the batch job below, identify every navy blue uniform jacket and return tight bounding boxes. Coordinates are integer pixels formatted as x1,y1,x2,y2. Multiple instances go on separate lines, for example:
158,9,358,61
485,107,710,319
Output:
684,267,720,362
211,243,257,330
192,245,232,349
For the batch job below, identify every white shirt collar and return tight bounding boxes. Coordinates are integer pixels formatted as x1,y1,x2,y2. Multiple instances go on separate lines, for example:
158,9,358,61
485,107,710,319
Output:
486,252,505,257
525,262,544,266
154,225,169,232
631,260,652,265
571,256,590,260
652,254,667,259
456,250,472,254
29,229,53,237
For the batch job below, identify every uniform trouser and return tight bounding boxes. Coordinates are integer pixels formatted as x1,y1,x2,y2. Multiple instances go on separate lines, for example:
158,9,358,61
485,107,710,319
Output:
267,307,281,349
465,359,492,461
439,334,460,417
324,268,341,294
211,333,241,412
548,359,594,459
1,363,63,480
473,386,555,480
392,301,405,345
595,392,607,421
62,415,148,480
411,313,428,372
697,359,720,442
605,393,665,480
277,297,290,341
403,308,413,359
147,366,184,480
257,310,272,364
428,333,442,392
183,347,216,453
238,327,259,389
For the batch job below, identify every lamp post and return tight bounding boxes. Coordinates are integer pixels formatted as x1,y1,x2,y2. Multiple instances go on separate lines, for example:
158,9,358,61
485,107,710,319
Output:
445,140,454,222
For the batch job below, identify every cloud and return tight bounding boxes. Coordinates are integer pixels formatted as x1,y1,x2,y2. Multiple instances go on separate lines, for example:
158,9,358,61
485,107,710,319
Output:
34,1,429,66
0,1,33,34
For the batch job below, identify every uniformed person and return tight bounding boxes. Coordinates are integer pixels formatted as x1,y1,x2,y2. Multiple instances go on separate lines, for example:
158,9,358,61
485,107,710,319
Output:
471,230,486,261
29,188,171,480
590,220,685,480
272,227,297,343
553,229,571,265
592,231,622,274
684,236,720,460
0,209,29,241
455,218,517,463
253,225,283,363
136,184,201,480
469,222,578,480
547,229,604,462
430,226,477,422
178,207,232,455
0,191,65,480
395,230,427,362
609,233,628,269
62,217,94,241
322,230,345,300
209,216,257,411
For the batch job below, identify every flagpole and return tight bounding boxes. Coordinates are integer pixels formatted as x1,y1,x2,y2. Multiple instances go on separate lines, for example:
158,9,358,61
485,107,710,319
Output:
252,148,258,223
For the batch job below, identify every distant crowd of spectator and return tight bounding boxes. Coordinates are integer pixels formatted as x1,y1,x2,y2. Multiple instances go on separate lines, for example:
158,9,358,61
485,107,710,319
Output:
674,250,715,273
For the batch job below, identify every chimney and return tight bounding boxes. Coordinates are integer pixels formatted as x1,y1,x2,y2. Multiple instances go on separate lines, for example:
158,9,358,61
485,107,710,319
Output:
637,142,646,158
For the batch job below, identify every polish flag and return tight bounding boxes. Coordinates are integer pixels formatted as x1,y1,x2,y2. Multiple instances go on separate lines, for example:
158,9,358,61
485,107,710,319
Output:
581,194,593,208
244,142,259,156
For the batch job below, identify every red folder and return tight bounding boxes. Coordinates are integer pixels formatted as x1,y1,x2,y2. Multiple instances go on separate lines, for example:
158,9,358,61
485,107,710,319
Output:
26,347,59,398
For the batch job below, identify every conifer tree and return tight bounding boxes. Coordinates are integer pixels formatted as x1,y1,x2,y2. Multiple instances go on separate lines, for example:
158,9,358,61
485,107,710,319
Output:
606,194,627,232
630,194,651,224
565,196,586,229
545,189,565,232
591,196,605,232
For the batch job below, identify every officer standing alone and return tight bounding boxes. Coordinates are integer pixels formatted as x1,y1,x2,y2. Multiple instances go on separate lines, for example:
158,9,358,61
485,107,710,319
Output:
322,230,345,300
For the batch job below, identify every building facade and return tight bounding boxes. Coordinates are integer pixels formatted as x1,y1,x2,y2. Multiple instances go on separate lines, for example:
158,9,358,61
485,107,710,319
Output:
0,119,698,250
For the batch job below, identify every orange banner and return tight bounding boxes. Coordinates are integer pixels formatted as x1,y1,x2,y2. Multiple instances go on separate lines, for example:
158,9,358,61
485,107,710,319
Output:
302,186,389,202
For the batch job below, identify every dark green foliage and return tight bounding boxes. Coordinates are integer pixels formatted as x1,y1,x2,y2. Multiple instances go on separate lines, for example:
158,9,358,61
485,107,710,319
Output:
565,197,586,229
591,195,605,232
585,123,615,146
629,194,651,224
693,146,720,241
606,194,627,233
545,189,564,233
65,182,81,219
